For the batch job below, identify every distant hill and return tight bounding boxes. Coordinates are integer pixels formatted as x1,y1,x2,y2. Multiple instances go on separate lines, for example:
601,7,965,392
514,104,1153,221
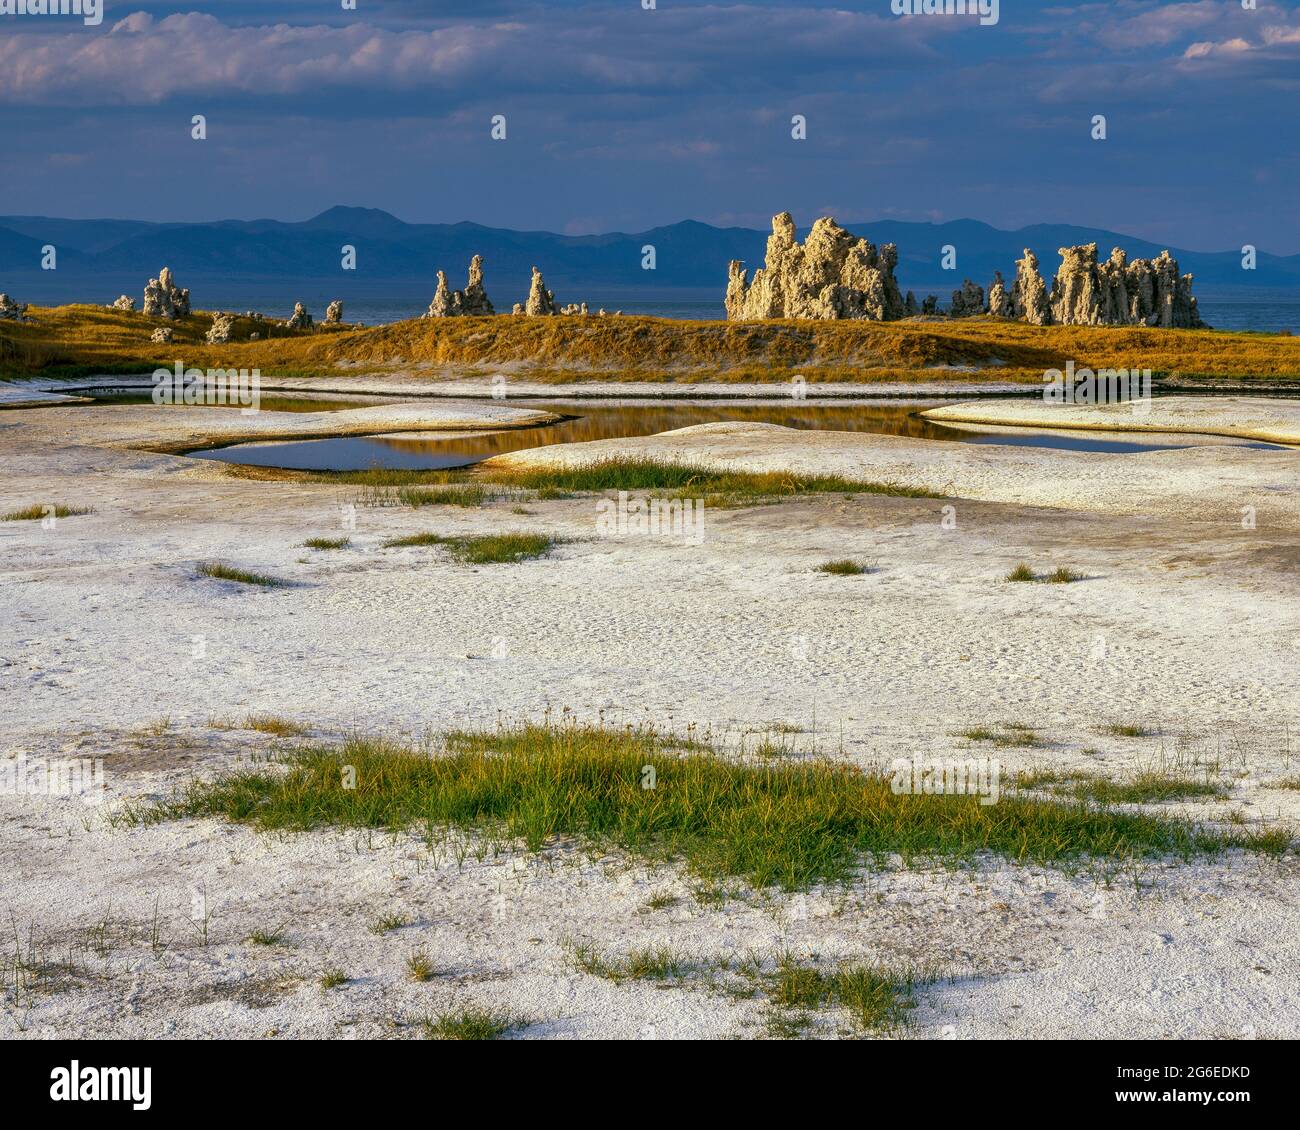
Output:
2,207,1296,302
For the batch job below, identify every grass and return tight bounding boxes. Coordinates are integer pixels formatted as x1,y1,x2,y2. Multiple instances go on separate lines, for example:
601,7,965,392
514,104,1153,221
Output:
1,503,94,522
197,561,287,587
130,720,1290,892
1019,766,1229,804
314,467,464,488
382,532,556,564
1066,771,1229,805
815,559,868,575
954,721,1042,748
370,913,409,935
302,536,350,550
770,954,929,1033
1046,566,1086,584
318,968,348,990
570,942,693,984
566,941,932,1036
1098,722,1158,738
642,892,679,911
396,484,501,508
248,926,288,946
422,1008,524,1040
1267,776,1300,791
1005,563,1085,584
406,949,437,982
7,304,1300,385
239,714,309,737
483,458,943,506
134,716,172,739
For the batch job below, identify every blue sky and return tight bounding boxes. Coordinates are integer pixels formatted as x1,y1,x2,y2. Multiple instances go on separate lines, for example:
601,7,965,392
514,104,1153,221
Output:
1,1,1297,251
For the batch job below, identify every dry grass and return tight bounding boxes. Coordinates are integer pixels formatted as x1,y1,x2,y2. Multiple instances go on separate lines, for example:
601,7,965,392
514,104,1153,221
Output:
382,532,556,563
815,559,868,576
197,561,288,587
5,304,1300,384
2,503,94,522
241,714,309,737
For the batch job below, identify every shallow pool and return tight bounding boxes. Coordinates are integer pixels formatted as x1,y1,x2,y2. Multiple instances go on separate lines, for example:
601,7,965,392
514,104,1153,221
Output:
184,398,1286,472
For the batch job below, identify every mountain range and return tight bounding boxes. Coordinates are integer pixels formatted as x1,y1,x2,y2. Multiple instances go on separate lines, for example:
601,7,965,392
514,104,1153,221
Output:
2,206,1296,302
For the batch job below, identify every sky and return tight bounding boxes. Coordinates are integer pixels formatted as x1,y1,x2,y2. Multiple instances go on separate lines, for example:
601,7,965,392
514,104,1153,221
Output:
0,0,1297,252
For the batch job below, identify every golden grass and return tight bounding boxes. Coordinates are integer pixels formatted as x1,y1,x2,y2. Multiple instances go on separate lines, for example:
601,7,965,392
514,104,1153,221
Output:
4,304,1299,384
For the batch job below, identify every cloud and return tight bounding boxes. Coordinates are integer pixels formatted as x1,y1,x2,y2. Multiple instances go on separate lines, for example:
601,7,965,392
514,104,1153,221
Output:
0,6,935,107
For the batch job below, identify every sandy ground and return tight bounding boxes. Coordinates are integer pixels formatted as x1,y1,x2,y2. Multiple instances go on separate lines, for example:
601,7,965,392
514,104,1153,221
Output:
925,396,1300,445
2,388,1298,1039
2,398,561,456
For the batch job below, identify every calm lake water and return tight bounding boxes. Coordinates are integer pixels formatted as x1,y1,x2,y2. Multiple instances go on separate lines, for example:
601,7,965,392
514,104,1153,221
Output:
183,399,1285,471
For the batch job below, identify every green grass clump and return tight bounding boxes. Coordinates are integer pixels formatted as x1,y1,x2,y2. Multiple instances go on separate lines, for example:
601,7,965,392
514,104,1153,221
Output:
302,537,350,550
954,722,1041,748
770,955,929,1033
240,714,309,737
422,1008,523,1041
135,721,1289,892
397,484,500,508
1097,722,1157,738
570,942,693,984
406,949,437,982
1046,567,1086,584
248,926,288,946
1065,772,1228,805
1005,563,1085,584
197,561,287,587
370,913,409,935
318,968,348,990
1019,767,1228,804
485,458,942,506
815,559,867,575
2,503,94,521
382,532,555,564
310,467,469,487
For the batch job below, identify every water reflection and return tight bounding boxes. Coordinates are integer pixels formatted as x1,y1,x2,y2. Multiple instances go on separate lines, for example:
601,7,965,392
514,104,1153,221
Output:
85,391,376,414
187,398,1281,471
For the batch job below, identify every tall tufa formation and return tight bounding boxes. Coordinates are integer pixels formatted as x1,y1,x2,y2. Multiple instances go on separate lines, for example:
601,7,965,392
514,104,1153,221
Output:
1011,249,1052,326
1049,244,1108,325
286,302,313,330
524,267,557,315
0,293,29,321
461,255,494,315
325,300,344,325
424,255,495,318
719,215,1206,328
987,271,1011,318
143,267,189,319
950,279,985,318
1050,243,1205,328
205,312,235,345
725,213,905,321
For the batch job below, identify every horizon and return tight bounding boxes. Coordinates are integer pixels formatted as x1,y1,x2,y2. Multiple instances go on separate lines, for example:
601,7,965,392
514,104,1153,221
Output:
2,203,1291,258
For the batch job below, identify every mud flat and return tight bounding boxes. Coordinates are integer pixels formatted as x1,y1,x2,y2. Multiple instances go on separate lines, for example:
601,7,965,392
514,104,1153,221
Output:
487,417,1300,528
2,399,563,459
1,396,1298,1039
